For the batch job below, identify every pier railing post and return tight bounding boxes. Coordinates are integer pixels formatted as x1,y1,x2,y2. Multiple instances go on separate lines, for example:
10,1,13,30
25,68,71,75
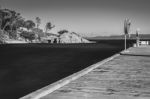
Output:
125,34,127,51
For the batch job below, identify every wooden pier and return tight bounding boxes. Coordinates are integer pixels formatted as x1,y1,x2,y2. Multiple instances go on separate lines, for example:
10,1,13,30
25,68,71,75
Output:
21,46,150,99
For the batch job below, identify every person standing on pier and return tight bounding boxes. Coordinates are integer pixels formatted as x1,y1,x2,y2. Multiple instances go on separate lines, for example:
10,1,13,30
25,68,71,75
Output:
136,28,140,47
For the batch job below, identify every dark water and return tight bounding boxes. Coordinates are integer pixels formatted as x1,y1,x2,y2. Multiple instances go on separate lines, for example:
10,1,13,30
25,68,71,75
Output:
0,42,129,99
89,39,136,48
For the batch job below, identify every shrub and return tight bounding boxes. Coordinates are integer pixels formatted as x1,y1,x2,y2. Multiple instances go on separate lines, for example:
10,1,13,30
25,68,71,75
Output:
20,31,36,42
58,29,69,35
0,30,5,43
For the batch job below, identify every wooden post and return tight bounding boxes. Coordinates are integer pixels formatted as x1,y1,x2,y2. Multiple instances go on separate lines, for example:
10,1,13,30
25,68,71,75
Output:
125,34,127,51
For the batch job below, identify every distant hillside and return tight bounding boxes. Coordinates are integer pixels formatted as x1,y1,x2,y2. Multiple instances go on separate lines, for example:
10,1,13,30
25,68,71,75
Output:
87,34,150,40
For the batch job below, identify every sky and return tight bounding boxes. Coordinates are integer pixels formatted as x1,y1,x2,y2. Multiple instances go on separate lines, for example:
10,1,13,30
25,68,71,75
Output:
1,0,150,37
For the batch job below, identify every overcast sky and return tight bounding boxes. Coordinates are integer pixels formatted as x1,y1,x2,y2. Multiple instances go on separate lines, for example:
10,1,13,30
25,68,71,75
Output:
1,0,150,36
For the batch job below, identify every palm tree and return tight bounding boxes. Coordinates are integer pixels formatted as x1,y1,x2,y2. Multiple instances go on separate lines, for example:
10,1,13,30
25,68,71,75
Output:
35,17,41,29
45,22,55,33
124,18,131,50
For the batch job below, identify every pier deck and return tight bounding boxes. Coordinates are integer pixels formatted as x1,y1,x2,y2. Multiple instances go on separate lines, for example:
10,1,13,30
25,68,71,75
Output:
22,46,150,99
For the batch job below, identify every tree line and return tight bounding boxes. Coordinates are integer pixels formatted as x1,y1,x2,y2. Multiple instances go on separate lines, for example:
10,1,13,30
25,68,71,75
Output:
0,7,58,42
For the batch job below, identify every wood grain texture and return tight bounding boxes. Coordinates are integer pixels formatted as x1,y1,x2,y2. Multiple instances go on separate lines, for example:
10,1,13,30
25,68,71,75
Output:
36,46,150,99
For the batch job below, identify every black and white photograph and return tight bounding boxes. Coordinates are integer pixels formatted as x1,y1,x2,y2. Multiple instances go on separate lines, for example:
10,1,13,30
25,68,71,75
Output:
0,0,150,99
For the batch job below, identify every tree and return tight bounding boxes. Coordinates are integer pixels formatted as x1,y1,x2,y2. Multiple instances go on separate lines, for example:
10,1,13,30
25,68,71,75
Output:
0,6,2,29
0,8,10,42
0,8,25,39
35,17,41,29
15,18,25,29
25,20,35,31
0,29,5,43
0,9,12,31
20,31,36,42
58,29,68,35
45,22,55,33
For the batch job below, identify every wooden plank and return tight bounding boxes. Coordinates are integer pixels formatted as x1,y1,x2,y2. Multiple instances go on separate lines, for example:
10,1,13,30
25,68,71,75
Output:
41,46,150,99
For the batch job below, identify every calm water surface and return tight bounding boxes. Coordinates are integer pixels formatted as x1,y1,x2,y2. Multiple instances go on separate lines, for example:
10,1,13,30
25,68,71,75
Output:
0,43,125,99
